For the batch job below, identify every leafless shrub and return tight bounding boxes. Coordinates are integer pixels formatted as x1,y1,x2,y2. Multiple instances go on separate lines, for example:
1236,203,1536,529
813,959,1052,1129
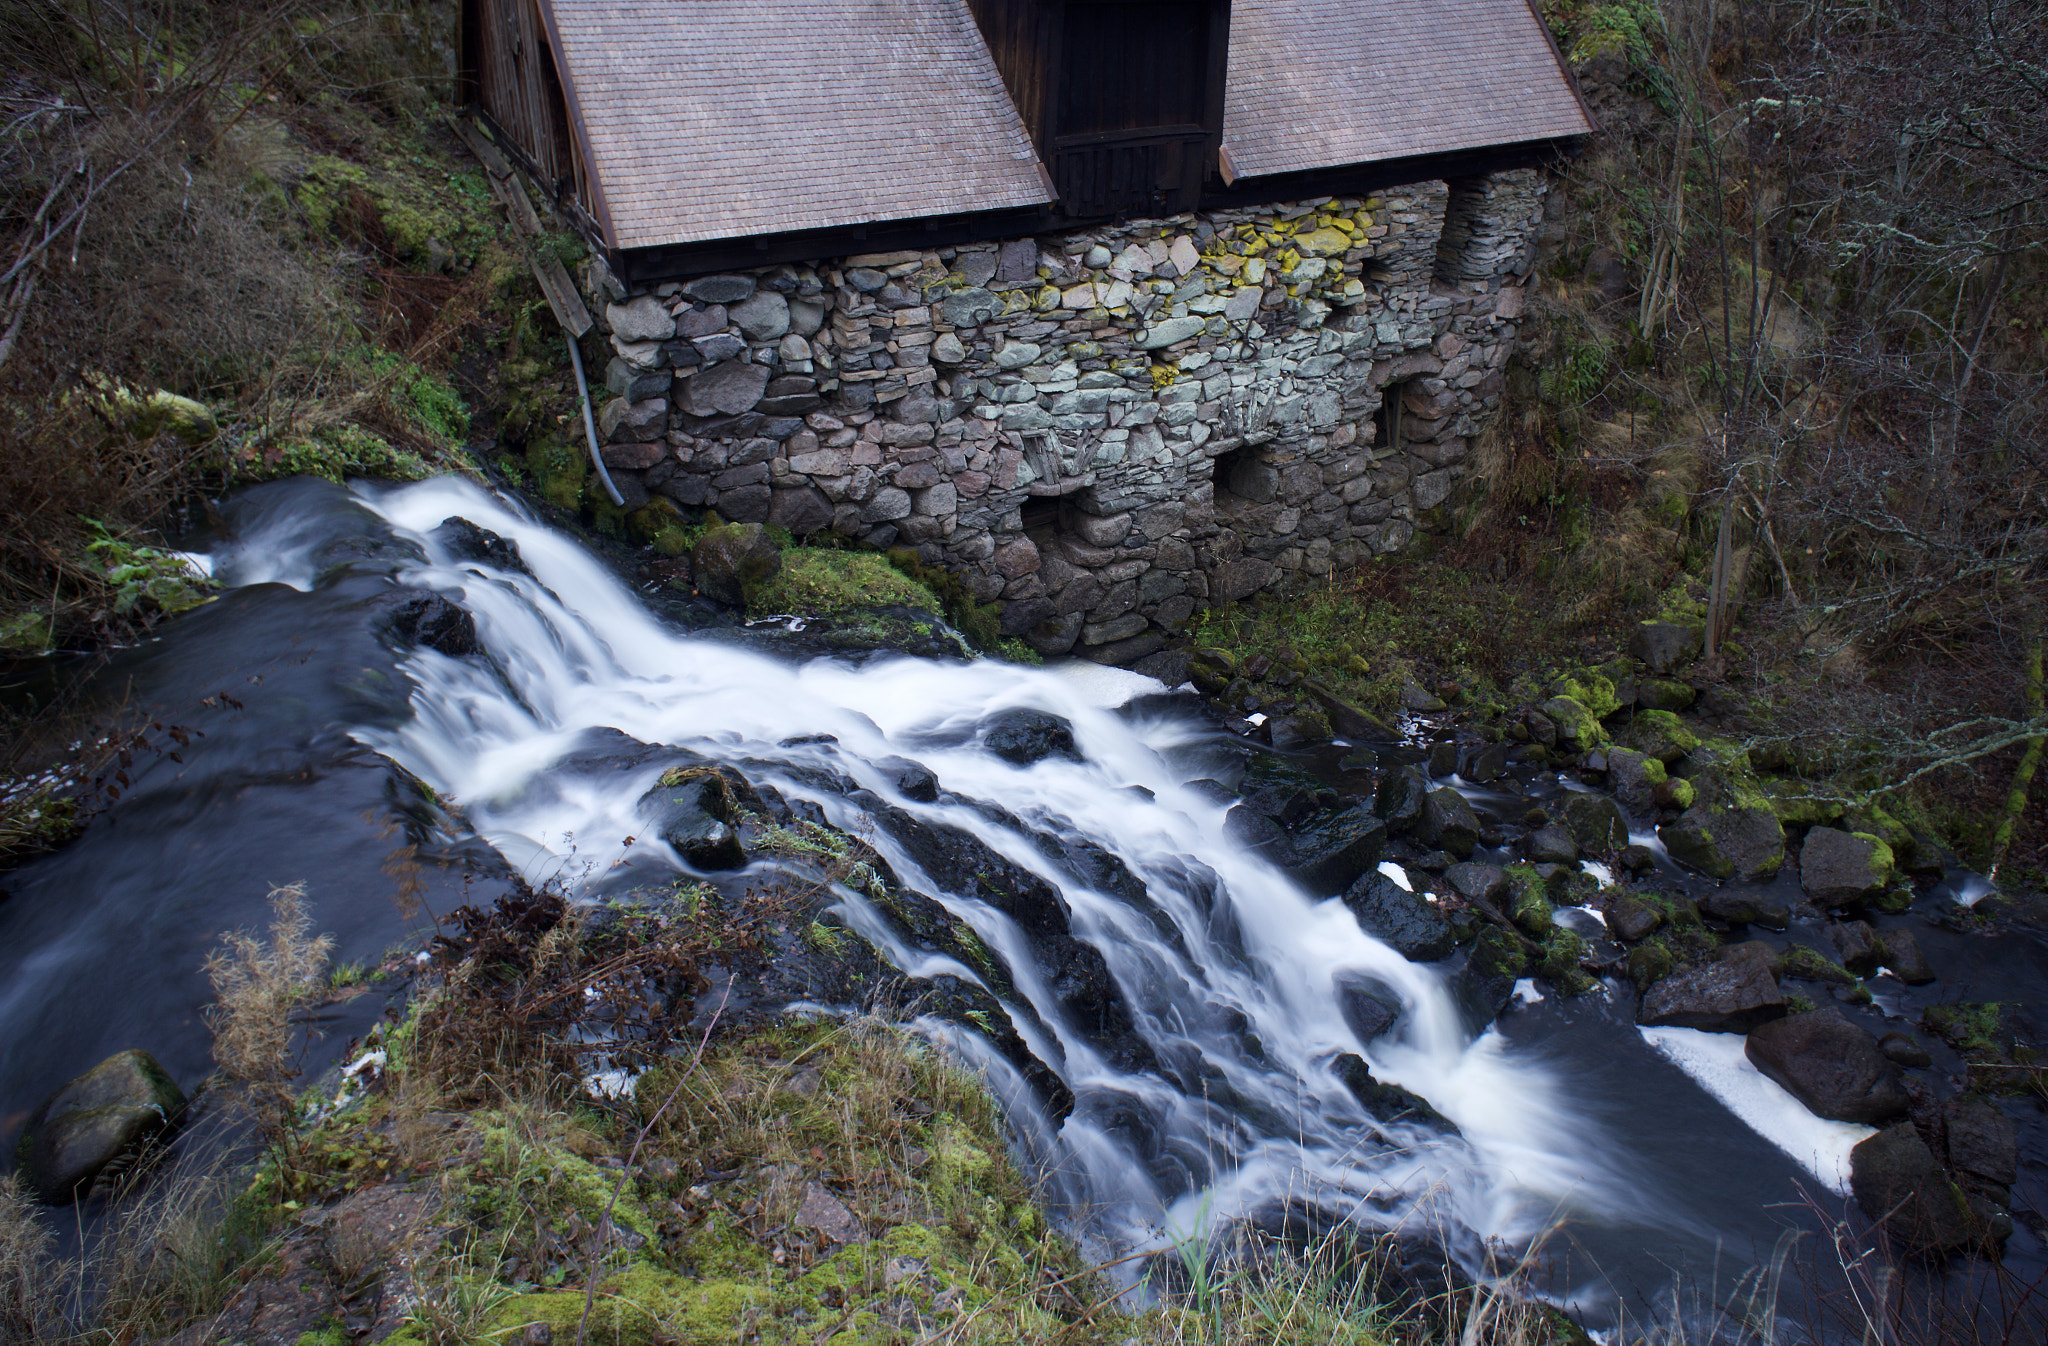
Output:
203,881,335,1144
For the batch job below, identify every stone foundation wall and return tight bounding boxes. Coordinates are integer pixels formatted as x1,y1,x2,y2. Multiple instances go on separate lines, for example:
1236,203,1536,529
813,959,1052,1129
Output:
581,169,1547,663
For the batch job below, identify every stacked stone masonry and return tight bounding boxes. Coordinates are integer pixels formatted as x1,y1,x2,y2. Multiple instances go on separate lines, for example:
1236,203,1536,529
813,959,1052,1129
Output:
582,169,1547,663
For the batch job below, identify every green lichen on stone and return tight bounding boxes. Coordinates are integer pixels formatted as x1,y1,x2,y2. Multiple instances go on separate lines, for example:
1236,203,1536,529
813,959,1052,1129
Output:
1539,694,1606,748
1550,671,1621,719
1622,708,1699,762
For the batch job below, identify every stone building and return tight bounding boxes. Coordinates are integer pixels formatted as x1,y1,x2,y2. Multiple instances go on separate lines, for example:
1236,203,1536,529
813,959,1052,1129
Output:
461,0,1593,662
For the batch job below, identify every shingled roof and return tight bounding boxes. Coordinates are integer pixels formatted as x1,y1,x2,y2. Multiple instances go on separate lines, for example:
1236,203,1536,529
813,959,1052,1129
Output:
546,0,1053,252
527,0,1588,256
1223,0,1593,179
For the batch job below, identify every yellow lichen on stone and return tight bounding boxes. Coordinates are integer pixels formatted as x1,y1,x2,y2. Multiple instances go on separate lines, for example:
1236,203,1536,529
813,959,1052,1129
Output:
1295,226,1352,257
1150,364,1178,388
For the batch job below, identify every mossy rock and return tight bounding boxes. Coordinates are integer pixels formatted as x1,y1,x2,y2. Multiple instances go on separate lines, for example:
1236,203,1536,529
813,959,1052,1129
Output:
753,549,942,618
1625,939,1674,989
1536,929,1596,994
1539,694,1606,749
1620,709,1699,763
1550,672,1621,719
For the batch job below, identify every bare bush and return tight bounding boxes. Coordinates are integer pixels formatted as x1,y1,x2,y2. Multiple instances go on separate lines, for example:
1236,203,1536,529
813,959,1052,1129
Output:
203,881,334,1143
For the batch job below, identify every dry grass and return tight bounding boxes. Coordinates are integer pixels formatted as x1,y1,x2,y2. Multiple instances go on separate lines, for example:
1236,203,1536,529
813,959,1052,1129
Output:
203,881,336,1144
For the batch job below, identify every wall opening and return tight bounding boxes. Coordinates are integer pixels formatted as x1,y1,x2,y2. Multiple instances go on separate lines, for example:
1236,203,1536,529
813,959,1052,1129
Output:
1210,444,1275,509
1433,175,1489,288
1020,495,1062,547
1374,383,1408,454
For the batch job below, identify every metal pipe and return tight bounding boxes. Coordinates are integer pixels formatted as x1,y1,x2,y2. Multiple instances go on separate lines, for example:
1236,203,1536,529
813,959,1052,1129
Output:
566,333,624,506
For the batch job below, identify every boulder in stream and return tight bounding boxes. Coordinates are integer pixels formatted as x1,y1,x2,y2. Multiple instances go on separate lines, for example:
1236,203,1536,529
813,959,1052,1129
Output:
1416,786,1479,859
1331,1052,1452,1130
1374,766,1429,834
981,709,1081,765
431,516,529,575
640,764,760,870
1341,872,1455,961
381,590,479,656
1850,1125,1981,1256
1944,1098,2017,1195
1743,1009,1908,1124
1523,823,1578,864
1660,795,1785,882
1637,953,1787,1032
17,1049,186,1203
1800,827,1895,908
1876,927,1936,984
1560,792,1629,852
691,519,782,608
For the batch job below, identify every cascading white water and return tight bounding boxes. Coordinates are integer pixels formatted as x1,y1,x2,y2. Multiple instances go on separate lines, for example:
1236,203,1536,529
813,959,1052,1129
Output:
220,476,1654,1279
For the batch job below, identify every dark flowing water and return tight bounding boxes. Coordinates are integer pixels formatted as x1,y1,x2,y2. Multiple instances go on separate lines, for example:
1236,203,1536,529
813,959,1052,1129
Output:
2,476,2041,1337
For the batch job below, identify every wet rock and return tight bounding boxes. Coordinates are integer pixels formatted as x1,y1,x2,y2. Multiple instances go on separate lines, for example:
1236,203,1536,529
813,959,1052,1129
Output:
1416,786,1479,859
1374,766,1430,833
1778,944,1856,985
1442,862,1507,906
1523,824,1577,864
1637,956,1787,1033
640,765,759,870
1503,869,1553,937
431,516,529,575
1875,927,1936,985
691,520,782,608
1879,1032,1932,1068
1605,747,1663,815
1605,892,1666,942
876,802,1149,1070
1698,890,1791,930
982,709,1081,765
1278,804,1386,897
1628,622,1702,674
17,1049,186,1203
1456,926,1528,1028
1331,1053,1451,1129
382,590,479,656
876,756,938,803
1944,1098,2016,1192
1800,828,1895,908
1660,797,1785,882
1335,974,1402,1044
1625,940,1674,989
1461,743,1509,782
1341,872,1454,961
1744,1009,1908,1124
1560,792,1629,852
1850,1125,1979,1255
1427,741,1460,777
1825,919,1881,972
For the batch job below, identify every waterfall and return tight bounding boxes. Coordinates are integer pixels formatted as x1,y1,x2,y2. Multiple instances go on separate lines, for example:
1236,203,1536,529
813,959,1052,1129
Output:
209,476,1647,1281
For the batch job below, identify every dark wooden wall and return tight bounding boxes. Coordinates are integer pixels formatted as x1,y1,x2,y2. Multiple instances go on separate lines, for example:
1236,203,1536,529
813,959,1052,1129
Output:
965,0,1060,157
466,0,584,209
969,0,1229,220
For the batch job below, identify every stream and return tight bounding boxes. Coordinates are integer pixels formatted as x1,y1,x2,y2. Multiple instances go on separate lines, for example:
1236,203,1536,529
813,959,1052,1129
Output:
2,475,2042,1337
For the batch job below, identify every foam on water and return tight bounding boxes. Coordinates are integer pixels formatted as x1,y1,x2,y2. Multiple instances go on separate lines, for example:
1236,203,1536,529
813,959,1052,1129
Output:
1639,1026,1874,1193
198,477,1697,1280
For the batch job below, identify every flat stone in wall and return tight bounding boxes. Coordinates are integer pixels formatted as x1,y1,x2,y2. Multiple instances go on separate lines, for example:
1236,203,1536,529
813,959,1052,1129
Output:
581,170,1548,662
